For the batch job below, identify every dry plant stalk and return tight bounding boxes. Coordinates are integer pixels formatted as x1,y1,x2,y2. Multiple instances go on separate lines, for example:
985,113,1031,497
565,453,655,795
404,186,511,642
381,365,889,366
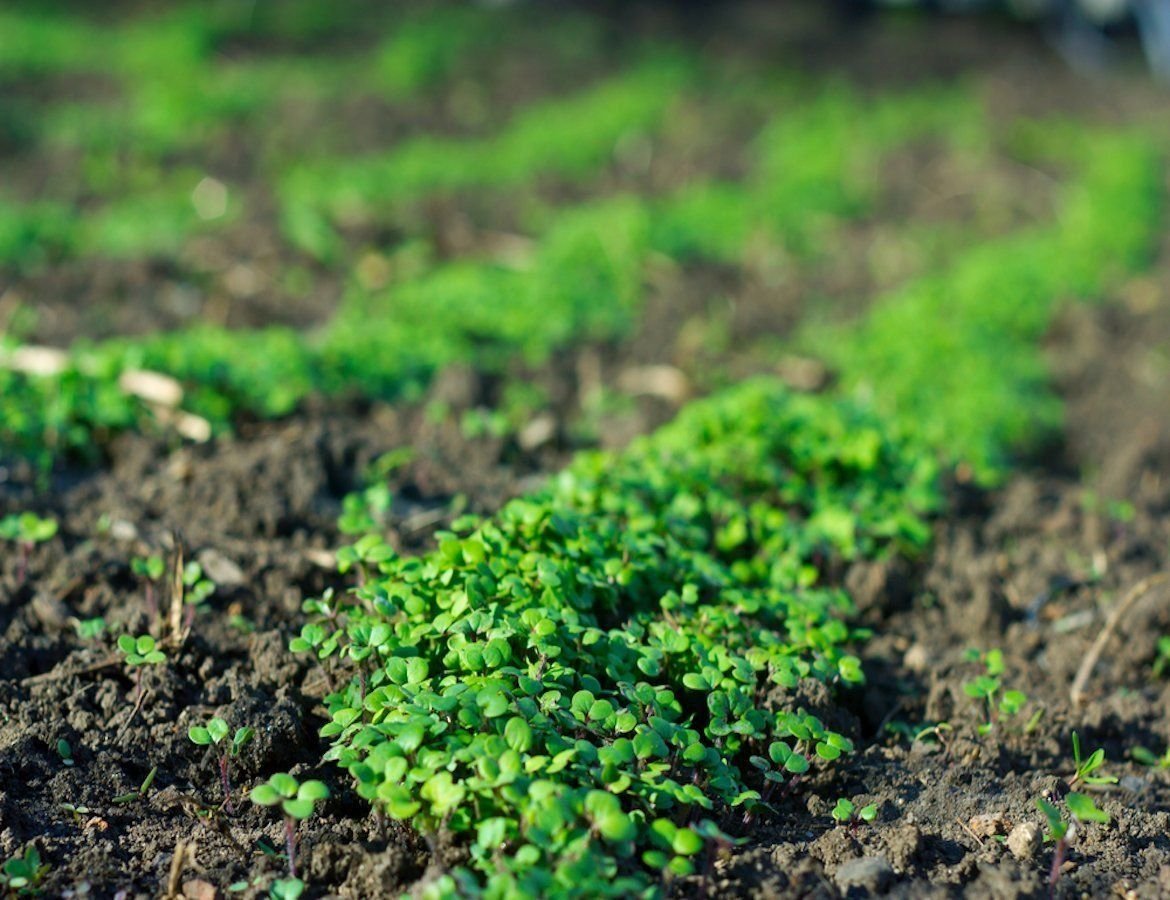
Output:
1071,572,1170,706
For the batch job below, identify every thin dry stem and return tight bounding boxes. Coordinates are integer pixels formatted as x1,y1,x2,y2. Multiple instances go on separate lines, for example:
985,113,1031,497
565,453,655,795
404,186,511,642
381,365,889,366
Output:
1070,572,1170,707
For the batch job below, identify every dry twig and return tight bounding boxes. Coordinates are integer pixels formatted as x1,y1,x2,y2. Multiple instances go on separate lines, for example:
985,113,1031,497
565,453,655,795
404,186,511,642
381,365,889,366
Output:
1070,572,1170,706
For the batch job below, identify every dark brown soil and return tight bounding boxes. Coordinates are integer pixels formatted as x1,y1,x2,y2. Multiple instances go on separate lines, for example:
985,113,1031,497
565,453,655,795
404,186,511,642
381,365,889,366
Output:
3,5,1170,899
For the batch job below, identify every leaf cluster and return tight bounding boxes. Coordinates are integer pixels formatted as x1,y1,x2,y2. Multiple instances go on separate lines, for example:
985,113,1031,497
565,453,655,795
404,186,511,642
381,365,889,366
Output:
117,634,166,666
0,847,48,896
188,717,254,756
0,513,57,545
250,774,329,820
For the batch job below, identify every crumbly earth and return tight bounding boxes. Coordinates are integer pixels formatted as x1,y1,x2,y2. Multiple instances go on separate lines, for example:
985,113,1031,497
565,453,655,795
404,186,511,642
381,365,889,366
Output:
2,6,1170,899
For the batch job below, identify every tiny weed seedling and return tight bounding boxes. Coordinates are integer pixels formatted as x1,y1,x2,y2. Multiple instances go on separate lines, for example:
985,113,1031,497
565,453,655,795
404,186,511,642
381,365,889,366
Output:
962,649,1028,735
71,616,106,640
1037,792,1109,893
0,846,49,896
1070,731,1118,788
1131,744,1170,768
113,765,158,805
269,878,306,900
58,802,92,825
335,533,395,586
1153,636,1170,678
56,739,74,767
250,773,329,881
116,634,166,704
181,561,215,629
131,554,165,619
188,717,254,814
0,512,57,584
831,797,878,835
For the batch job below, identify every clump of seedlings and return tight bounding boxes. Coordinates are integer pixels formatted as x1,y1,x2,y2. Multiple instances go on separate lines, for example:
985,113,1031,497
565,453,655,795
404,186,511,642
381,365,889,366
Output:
962,648,1028,735
0,512,57,584
250,773,329,885
188,717,254,813
296,381,940,895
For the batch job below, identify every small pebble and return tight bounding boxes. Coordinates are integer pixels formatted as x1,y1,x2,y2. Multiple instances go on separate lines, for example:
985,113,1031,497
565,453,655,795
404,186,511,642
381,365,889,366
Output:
1007,821,1042,861
835,856,894,893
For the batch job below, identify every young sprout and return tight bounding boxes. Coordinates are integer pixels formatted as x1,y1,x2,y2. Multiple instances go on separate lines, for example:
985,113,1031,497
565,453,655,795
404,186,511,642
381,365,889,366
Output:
181,561,215,630
0,846,49,895
1131,744,1170,768
1153,636,1170,678
335,534,395,586
113,765,158,805
1070,731,1118,788
1037,792,1109,893
71,616,107,640
188,717,255,814
250,773,329,881
117,634,167,703
831,797,878,834
131,554,166,619
56,739,74,767
0,512,57,584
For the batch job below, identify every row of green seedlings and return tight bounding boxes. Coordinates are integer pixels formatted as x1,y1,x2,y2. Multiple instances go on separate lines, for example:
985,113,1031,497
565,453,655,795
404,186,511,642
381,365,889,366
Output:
0,78,980,467
0,35,680,269
0,1,614,268
811,123,1164,483
0,526,330,899
287,379,941,896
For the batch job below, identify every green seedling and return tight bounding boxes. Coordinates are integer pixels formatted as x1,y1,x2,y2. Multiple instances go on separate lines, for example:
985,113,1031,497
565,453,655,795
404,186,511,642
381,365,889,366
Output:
181,561,215,629
116,634,166,703
831,797,878,835
58,803,91,825
0,846,49,896
113,765,158,805
131,554,165,620
0,512,57,584
1070,731,1118,788
229,613,256,634
1037,792,1109,893
250,773,329,880
1131,745,1170,768
56,739,73,767
188,717,255,814
71,616,106,640
269,878,305,900
962,648,1028,735
335,534,395,586
338,483,392,536
1153,636,1170,678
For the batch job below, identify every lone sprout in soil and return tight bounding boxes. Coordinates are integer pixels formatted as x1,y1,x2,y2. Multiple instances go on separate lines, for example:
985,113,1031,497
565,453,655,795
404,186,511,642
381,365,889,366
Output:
250,773,329,882
188,717,254,813
0,846,49,896
117,633,166,703
832,797,878,834
131,554,165,620
1070,731,1118,788
1037,792,1109,892
0,512,57,584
